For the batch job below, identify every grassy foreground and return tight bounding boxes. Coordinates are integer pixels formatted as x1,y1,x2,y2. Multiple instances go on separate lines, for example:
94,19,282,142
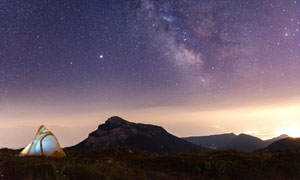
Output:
0,148,300,180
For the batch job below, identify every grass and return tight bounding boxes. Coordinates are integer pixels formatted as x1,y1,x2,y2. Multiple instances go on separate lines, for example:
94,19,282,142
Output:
1,148,300,179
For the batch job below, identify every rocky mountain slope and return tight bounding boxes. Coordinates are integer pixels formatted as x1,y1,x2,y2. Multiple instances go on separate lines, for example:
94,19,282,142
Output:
69,116,199,154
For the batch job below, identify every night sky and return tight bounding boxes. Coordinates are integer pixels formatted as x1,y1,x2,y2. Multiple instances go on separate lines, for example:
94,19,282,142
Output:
1,0,300,147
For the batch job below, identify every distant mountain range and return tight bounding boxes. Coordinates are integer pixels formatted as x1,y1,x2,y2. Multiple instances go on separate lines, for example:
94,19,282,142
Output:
67,116,299,153
183,133,237,149
68,116,199,154
227,134,266,152
183,133,289,152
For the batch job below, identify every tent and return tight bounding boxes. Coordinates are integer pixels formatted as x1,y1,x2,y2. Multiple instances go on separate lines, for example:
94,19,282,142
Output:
20,125,66,158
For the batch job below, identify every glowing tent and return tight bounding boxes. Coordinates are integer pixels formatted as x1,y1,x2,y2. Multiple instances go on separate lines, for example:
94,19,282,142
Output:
20,125,66,158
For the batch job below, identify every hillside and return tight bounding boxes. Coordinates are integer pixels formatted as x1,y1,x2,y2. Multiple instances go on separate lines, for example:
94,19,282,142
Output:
266,137,300,152
2,148,300,179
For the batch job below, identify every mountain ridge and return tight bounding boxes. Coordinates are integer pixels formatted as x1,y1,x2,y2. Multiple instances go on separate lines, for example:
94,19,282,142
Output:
67,116,294,153
184,133,290,152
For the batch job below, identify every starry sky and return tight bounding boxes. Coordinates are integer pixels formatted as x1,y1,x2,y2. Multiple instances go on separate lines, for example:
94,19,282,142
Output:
1,0,300,148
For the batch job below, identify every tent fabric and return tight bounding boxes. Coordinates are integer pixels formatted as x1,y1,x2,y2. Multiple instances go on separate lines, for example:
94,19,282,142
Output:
20,125,66,158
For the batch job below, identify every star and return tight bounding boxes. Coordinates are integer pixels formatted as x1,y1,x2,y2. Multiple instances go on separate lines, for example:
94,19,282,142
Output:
1,0,300,148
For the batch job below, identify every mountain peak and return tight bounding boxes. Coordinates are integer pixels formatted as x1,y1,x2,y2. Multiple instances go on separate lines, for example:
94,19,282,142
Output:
264,134,290,146
278,134,289,138
227,133,265,152
106,116,129,125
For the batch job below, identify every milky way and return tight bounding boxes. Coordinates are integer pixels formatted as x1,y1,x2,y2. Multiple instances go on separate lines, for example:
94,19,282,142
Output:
1,0,300,146
1,0,300,105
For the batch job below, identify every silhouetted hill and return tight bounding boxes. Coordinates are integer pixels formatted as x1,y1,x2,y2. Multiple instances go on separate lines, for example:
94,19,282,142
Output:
264,134,289,145
68,116,199,154
183,133,237,149
226,134,266,152
266,137,300,152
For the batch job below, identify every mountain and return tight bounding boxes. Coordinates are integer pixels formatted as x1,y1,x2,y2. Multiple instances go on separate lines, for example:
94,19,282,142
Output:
225,134,266,152
266,137,300,152
183,133,265,151
184,134,290,152
183,133,237,149
264,134,289,145
68,116,199,154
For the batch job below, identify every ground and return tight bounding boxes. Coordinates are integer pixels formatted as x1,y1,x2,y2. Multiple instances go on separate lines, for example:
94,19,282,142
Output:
0,148,300,180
